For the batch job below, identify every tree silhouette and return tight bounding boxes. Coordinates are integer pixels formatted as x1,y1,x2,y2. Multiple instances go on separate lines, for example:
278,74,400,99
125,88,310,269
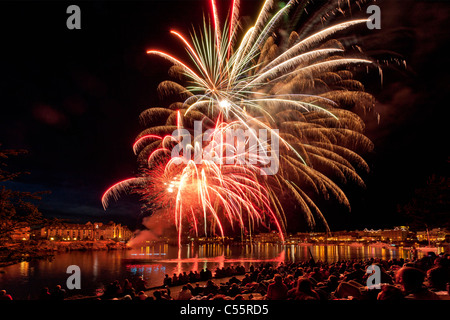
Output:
398,171,450,231
0,145,48,242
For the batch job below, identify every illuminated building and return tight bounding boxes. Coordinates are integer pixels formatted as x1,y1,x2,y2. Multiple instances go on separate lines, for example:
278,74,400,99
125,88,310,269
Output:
416,228,448,243
39,221,133,241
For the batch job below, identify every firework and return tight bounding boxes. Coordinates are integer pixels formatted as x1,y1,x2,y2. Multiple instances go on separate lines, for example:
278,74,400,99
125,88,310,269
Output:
102,0,380,245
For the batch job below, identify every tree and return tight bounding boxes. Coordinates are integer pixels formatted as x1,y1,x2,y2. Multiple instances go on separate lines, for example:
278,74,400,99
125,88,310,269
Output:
398,173,450,231
0,145,48,242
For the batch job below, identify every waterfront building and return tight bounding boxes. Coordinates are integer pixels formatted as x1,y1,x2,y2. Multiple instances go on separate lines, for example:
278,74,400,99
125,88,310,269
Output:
356,229,382,241
252,231,283,243
356,226,415,243
379,226,415,242
416,228,448,243
39,221,133,241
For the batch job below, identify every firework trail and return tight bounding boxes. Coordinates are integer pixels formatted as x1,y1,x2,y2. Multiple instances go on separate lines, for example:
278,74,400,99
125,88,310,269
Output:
102,0,381,246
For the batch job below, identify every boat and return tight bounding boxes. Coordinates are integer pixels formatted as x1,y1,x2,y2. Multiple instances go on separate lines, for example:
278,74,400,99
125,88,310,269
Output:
415,227,440,254
296,242,313,246
416,246,438,253
348,242,364,247
368,242,391,249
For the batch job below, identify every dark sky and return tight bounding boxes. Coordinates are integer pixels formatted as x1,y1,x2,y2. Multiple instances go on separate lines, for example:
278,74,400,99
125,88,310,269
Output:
0,0,448,231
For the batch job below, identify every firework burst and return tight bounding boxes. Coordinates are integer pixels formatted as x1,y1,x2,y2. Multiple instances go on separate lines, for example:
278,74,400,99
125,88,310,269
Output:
102,0,381,245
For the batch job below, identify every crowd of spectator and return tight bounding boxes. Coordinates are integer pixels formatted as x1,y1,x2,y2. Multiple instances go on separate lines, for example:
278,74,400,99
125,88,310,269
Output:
145,252,450,301
0,285,67,301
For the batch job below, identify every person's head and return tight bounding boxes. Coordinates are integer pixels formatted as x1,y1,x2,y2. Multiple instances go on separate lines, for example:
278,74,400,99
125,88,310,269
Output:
55,285,61,290
377,285,404,300
234,294,244,300
0,290,6,296
182,285,188,291
437,257,450,268
273,274,283,284
327,275,338,284
153,290,162,299
395,267,425,292
296,278,313,293
138,291,147,300
353,263,361,270
427,267,448,291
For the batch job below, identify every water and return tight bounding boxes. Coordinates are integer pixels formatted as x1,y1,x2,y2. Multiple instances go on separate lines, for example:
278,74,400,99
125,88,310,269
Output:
0,243,426,299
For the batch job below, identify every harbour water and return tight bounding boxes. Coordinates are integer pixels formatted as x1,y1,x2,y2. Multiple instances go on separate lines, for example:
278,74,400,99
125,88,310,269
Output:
0,243,436,299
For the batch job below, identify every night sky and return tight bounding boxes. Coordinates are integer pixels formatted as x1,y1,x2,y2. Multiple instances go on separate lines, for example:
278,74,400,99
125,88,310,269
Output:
0,0,448,232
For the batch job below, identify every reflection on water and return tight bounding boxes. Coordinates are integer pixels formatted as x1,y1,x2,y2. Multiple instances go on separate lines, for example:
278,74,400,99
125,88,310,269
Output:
0,243,439,299
128,242,417,262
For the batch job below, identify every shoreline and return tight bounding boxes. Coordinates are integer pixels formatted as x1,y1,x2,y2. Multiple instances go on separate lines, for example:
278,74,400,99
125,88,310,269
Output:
0,240,130,268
